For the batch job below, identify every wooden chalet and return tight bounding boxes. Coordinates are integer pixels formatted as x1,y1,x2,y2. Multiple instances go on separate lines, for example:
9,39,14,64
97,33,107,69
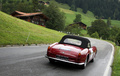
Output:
11,11,49,27
69,22,87,29
46,2,50,5
39,1,50,5
39,1,45,4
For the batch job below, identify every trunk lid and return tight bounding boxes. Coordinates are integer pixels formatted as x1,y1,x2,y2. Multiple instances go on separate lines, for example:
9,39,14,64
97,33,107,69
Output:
51,44,83,58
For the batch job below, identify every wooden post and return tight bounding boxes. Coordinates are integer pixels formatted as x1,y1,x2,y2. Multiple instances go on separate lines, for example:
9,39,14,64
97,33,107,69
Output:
26,32,30,43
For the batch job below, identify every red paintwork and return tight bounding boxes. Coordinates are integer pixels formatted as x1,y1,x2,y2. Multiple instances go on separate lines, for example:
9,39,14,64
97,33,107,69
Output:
47,42,97,64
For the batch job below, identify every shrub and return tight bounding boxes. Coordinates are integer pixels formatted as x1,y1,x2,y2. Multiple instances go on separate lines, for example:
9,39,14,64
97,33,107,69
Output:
91,32,99,38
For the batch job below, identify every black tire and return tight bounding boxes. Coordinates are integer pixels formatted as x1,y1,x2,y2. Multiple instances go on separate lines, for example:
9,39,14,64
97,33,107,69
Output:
91,57,94,62
91,53,96,62
49,59,55,63
81,58,87,69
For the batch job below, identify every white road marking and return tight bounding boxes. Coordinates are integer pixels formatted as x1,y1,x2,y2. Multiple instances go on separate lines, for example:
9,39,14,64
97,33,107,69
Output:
103,42,114,76
1,56,45,65
19,56,45,62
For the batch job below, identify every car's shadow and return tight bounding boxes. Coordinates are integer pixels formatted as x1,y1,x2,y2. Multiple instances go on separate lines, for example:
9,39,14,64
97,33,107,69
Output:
45,61,91,71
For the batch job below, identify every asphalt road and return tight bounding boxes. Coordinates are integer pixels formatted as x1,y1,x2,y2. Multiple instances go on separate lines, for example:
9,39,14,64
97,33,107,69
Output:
0,38,113,76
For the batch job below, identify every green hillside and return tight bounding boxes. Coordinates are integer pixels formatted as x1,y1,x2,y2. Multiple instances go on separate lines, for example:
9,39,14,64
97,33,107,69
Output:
104,19,120,27
60,8,96,26
57,2,120,27
0,11,65,46
62,8,120,27
1,0,120,46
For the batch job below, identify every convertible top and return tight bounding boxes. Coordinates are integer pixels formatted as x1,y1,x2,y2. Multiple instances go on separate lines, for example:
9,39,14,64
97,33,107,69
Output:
59,35,90,48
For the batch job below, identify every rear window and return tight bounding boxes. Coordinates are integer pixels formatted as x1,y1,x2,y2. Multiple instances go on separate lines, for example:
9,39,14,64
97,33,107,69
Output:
64,38,82,46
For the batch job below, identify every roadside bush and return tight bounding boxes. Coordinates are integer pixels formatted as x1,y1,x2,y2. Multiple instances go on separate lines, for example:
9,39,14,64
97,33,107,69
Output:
65,24,81,35
115,32,120,46
88,19,110,39
91,32,99,38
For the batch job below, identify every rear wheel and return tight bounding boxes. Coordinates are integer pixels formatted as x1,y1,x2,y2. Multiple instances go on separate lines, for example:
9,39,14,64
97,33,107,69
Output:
49,59,55,63
81,58,87,69
91,57,94,62
91,52,96,62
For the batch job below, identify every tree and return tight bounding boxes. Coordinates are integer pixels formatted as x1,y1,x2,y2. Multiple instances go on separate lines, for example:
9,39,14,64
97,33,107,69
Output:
107,17,111,27
70,0,76,11
91,32,99,38
2,2,17,14
70,4,76,11
17,2,33,13
55,0,120,20
8,0,13,3
116,32,120,46
2,0,7,4
21,0,24,3
88,19,110,39
113,8,119,20
43,2,65,31
0,0,2,11
38,3,45,11
109,26,120,42
65,24,82,35
82,3,88,14
32,0,39,12
74,14,81,23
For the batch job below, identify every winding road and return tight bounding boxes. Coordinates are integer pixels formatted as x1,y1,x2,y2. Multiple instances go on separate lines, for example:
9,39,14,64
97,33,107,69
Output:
0,38,114,76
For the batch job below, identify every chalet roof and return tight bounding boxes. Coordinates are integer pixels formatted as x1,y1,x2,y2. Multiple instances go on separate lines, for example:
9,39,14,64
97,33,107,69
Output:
11,11,49,20
39,1,45,4
70,22,87,26
15,11,26,15
69,22,87,29
74,22,87,26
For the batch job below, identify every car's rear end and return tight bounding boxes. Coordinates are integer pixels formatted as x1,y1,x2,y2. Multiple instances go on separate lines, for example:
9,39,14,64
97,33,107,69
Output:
46,35,94,69
46,43,85,65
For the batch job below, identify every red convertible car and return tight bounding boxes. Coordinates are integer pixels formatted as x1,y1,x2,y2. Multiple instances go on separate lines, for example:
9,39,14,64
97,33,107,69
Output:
46,35,97,69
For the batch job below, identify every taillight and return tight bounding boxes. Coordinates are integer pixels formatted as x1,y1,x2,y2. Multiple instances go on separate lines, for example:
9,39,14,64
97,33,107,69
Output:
47,46,51,56
78,53,81,57
48,46,51,51
77,53,81,63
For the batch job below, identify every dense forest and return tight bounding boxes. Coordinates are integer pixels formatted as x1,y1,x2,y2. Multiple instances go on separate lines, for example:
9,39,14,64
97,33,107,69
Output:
55,0,120,20
1,0,120,20
0,0,65,31
0,0,45,14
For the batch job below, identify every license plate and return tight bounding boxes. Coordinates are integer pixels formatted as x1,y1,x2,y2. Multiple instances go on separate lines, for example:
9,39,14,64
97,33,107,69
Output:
56,55,68,60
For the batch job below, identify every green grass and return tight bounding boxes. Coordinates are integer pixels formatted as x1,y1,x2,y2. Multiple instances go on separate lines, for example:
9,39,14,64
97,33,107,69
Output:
0,11,65,46
60,8,96,26
104,19,120,27
112,45,120,76
62,8,120,27
106,41,120,76
57,2,120,27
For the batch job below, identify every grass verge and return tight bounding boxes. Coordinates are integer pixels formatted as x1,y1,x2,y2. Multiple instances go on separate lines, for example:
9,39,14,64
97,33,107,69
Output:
112,45,120,76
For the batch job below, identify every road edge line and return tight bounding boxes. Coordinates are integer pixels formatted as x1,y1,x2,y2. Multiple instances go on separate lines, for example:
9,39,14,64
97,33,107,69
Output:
103,42,114,76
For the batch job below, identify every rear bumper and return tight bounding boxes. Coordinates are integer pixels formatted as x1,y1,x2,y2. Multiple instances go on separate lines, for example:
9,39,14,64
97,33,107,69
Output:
45,55,84,65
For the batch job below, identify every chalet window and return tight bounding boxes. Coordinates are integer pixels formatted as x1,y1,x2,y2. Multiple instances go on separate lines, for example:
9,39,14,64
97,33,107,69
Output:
32,20,34,23
37,22,39,24
42,22,44,25
40,18,45,21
